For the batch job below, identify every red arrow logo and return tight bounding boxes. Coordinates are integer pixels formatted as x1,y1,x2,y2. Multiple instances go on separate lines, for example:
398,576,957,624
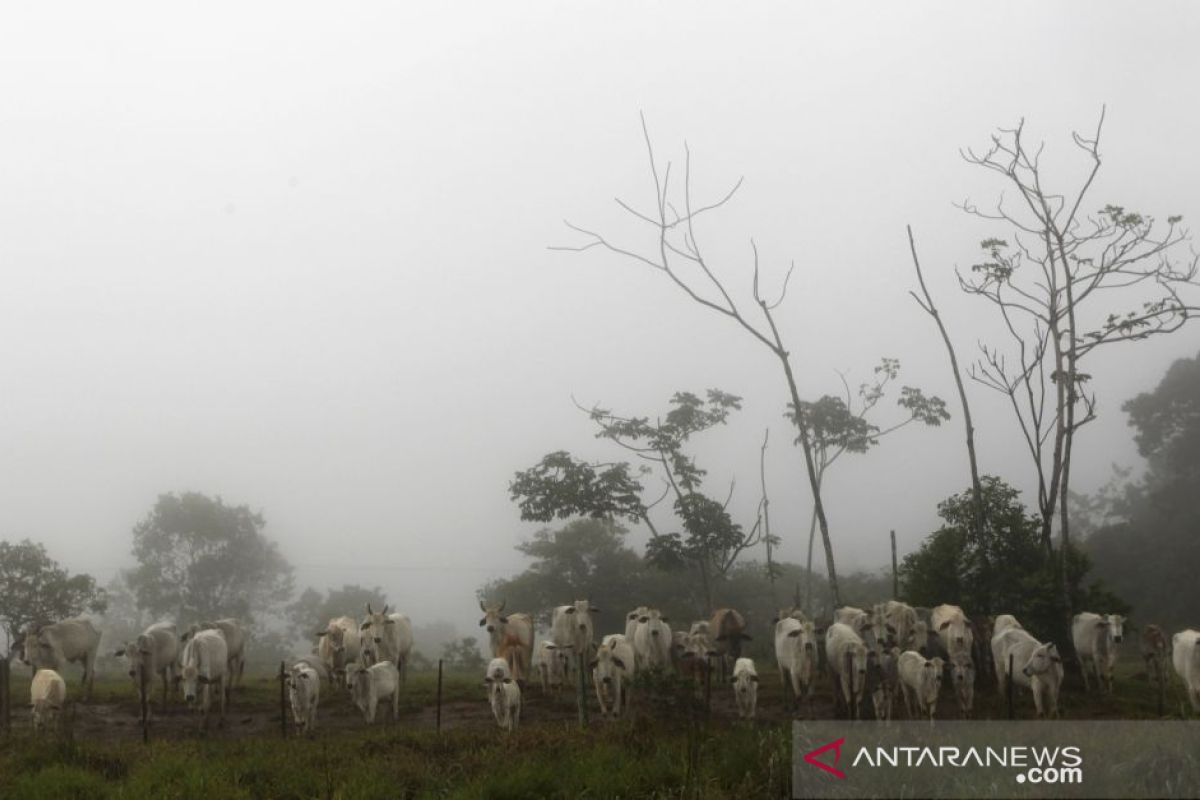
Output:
803,737,847,779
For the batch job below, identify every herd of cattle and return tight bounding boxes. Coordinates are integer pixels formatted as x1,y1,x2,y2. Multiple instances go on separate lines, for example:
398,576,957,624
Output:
9,598,1200,735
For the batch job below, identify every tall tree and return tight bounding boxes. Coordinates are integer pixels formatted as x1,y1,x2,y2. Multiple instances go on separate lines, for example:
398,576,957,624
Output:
954,111,1199,630
128,492,294,625
554,116,845,605
0,539,107,653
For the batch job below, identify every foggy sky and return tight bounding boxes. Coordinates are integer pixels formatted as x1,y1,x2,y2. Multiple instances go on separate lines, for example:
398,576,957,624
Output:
2,2,1198,635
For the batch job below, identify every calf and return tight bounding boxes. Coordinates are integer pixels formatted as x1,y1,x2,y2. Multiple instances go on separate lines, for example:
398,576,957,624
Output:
20,619,101,702
287,663,320,734
949,651,975,717
351,661,400,724
591,636,635,718
731,658,759,719
992,627,1063,718
478,601,534,685
1172,629,1200,713
1072,612,1125,694
30,668,67,734
489,677,522,731
179,629,228,728
313,616,360,690
1142,624,1169,686
898,650,944,722
774,617,817,716
633,608,672,672
825,622,869,719
114,621,179,712
869,646,899,723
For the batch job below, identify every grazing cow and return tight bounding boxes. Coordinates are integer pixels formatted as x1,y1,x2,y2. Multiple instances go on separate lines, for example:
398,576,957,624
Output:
992,627,1063,718
710,609,752,678
535,641,565,693
1072,613,1125,694
774,617,818,716
932,604,973,659
834,606,878,655
313,616,360,689
360,605,414,682
869,646,899,723
826,622,870,719
731,658,759,719
478,601,534,686
898,650,944,722
970,616,995,684
179,629,228,728
287,663,320,734
949,651,976,717
1172,629,1200,713
1142,624,1169,686
20,619,101,702
351,661,400,724
29,669,67,734
591,636,635,718
551,600,600,679
183,619,246,689
114,622,179,712
489,677,522,732
633,608,672,672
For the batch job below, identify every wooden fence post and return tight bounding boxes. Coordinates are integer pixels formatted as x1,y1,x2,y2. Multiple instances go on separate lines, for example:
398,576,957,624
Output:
0,658,9,736
577,653,589,728
846,651,856,721
279,661,287,739
139,662,149,744
890,530,899,598
436,659,443,734
1007,653,1015,720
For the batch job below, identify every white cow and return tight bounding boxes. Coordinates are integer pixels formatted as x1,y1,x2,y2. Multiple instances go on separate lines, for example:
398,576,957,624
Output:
287,662,320,734
314,616,360,689
834,606,878,655
898,650,944,722
183,619,246,689
550,600,600,678
949,651,975,717
20,619,101,702
535,641,565,693
992,627,1063,718
115,622,180,712
30,669,67,734
592,636,635,718
993,614,1023,637
351,661,400,724
826,622,870,718
625,606,649,641
360,604,414,683
489,677,522,732
485,657,513,686
931,604,973,659
1172,629,1200,713
478,601,534,686
731,658,759,719
179,629,228,728
878,601,920,650
1072,612,1125,694
774,617,818,716
633,608,672,672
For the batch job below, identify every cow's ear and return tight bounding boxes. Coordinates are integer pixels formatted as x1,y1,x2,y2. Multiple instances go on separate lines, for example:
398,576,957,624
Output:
938,621,951,631
314,631,328,637
589,660,599,669
612,657,626,670
1050,656,1062,663
750,675,759,683
498,616,508,624
140,649,151,656
361,621,372,630
661,617,669,624
787,630,800,639
385,619,396,625
590,607,601,614
502,678,512,684
172,675,182,684
197,675,210,684
113,649,126,657
478,617,486,627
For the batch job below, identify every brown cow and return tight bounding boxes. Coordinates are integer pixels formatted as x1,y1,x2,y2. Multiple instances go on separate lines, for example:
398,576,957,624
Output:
478,600,534,686
1142,623,1169,688
710,608,752,679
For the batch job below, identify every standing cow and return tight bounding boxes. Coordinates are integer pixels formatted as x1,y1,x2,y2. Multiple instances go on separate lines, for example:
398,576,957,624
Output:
287,662,320,734
1172,629,1200,713
898,650,944,722
826,622,870,719
179,629,228,729
360,604,414,683
182,619,246,690
633,608,672,672
710,608,752,680
114,621,180,712
550,600,600,681
20,619,101,702
992,626,1063,718
478,600,534,686
30,669,67,734
351,661,400,724
591,635,635,718
1072,612,1125,694
931,604,973,659
313,616,360,690
774,616,818,716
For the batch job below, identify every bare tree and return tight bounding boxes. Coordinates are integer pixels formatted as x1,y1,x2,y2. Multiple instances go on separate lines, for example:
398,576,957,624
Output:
554,116,845,604
955,109,1199,623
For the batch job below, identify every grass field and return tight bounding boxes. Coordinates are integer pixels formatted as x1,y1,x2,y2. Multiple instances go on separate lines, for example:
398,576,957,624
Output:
0,654,1193,799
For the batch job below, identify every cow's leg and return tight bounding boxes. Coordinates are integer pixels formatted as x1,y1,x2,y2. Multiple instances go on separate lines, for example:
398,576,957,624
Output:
1080,657,1092,692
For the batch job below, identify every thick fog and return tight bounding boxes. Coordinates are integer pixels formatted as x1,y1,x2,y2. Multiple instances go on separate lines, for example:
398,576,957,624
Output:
2,2,1198,637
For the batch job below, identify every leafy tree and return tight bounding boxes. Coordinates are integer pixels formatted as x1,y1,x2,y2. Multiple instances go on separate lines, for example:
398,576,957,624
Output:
0,539,107,652
285,584,388,645
901,477,1124,640
1086,351,1200,631
441,637,487,672
128,492,293,625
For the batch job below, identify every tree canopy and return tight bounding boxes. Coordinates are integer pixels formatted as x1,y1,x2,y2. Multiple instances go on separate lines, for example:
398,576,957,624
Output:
128,492,294,625
0,538,107,649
